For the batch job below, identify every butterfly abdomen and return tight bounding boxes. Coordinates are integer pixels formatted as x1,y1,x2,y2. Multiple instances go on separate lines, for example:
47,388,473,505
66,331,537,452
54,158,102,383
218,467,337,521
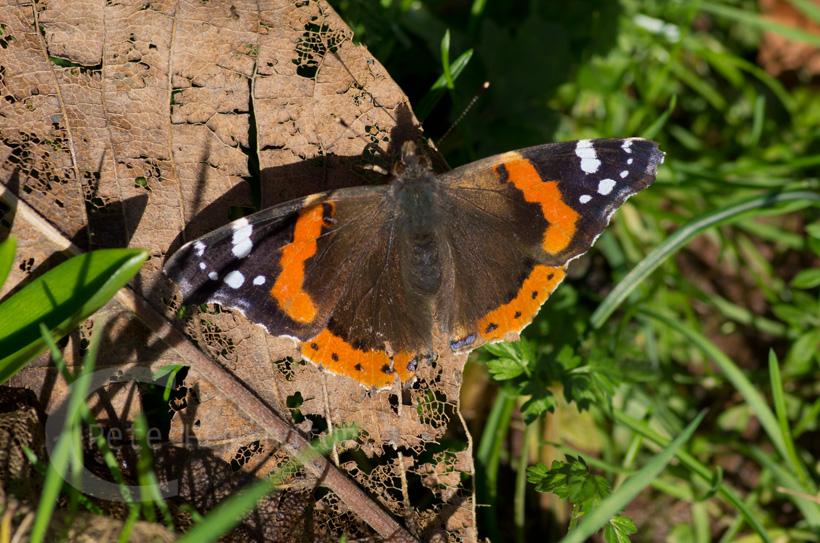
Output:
390,165,449,299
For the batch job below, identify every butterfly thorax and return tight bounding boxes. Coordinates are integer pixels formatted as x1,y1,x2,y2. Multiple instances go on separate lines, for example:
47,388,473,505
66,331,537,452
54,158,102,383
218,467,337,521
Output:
390,142,445,296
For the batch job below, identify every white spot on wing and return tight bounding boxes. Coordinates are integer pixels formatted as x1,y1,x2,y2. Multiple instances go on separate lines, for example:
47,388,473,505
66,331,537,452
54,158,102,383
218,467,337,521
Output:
199,262,206,270
231,220,254,259
620,170,629,178
232,217,250,230
208,271,218,281
627,158,634,165
253,275,266,285
224,270,245,289
194,241,206,257
575,139,600,174
579,194,592,204
232,239,252,259
622,139,633,153
598,178,616,195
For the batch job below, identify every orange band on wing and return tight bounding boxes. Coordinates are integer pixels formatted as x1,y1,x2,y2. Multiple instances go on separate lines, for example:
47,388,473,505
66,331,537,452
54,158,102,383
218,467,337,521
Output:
478,265,565,342
272,204,333,323
498,157,580,255
301,328,415,389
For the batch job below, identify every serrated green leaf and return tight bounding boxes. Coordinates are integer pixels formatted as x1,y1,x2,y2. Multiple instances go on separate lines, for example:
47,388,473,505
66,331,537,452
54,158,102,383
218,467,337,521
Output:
603,524,619,543
526,463,551,485
483,341,517,358
0,249,149,384
487,357,525,380
609,515,636,534
520,385,556,423
791,269,820,289
604,516,637,543
570,474,610,512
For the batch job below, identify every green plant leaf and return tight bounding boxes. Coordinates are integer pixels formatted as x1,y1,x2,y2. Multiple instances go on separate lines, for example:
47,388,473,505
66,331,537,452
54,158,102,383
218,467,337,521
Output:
0,236,15,289
559,411,706,543
604,515,636,543
487,357,525,380
787,329,820,371
806,223,820,239
415,48,473,121
791,269,820,289
0,248,149,384
612,408,774,542
528,456,611,514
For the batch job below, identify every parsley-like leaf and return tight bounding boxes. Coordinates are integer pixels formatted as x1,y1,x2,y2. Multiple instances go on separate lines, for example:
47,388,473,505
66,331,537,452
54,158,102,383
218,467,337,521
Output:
527,456,637,542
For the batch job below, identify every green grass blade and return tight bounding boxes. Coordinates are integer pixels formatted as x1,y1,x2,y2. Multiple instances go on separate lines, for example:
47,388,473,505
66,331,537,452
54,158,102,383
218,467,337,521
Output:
440,29,454,90
747,94,766,147
0,235,15,289
415,48,473,120
769,350,813,490
514,421,536,543
640,310,787,461
694,48,796,114
677,281,789,337
788,0,820,23
669,60,726,110
559,411,705,543
591,190,820,328
701,2,820,47
470,0,487,17
640,95,676,141
31,324,103,543
118,508,140,543
612,409,774,543
794,397,820,438
742,444,820,529
134,412,174,529
0,248,149,384
476,388,515,542
41,320,137,507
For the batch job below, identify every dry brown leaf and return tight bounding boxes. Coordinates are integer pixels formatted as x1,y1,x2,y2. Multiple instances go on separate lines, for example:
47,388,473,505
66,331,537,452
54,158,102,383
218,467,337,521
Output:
0,1,476,541
758,0,820,76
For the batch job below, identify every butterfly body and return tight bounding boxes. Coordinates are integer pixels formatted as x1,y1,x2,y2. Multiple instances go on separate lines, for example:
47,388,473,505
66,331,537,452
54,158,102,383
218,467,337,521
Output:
165,138,664,389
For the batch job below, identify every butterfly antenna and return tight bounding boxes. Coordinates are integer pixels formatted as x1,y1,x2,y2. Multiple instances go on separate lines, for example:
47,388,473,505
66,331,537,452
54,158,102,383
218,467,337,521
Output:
436,81,490,147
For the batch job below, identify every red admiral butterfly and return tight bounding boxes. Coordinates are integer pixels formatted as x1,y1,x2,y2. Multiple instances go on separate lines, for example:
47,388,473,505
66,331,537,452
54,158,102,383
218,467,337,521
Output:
165,138,664,389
